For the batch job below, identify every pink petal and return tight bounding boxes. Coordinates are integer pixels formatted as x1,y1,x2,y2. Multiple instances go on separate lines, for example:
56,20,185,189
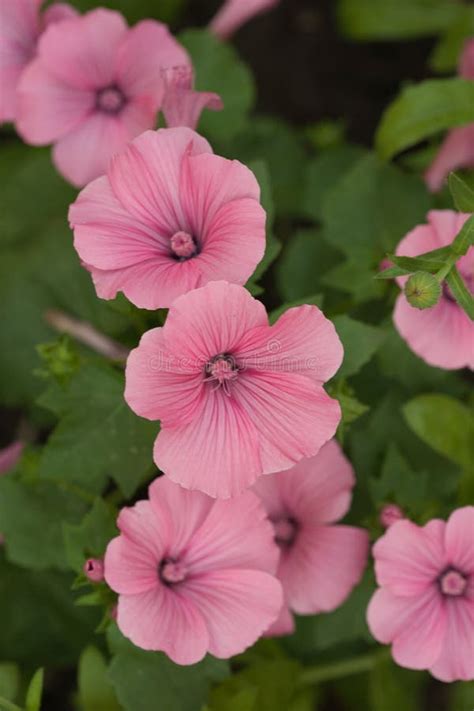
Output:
264,603,295,637
115,500,170,560
425,125,474,193
373,519,446,597
162,65,223,131
209,0,279,40
279,524,368,613
183,569,283,658
42,3,79,26
117,585,209,663
115,20,189,101
154,387,262,499
459,38,474,80
236,305,344,383
184,490,279,575
104,535,162,595
430,597,474,682
36,8,127,90
108,127,211,235
125,326,205,427
16,59,93,143
234,371,341,475
367,586,446,669
53,112,131,187
428,210,470,245
0,441,24,475
161,281,268,364
393,293,474,371
445,506,474,575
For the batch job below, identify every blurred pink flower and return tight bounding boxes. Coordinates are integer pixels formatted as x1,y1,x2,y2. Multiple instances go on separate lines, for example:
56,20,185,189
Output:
393,210,474,370
0,0,77,123
425,39,474,192
104,476,282,664
253,439,369,636
125,281,343,499
209,0,279,40
0,441,24,475
162,65,223,130
16,8,189,187
367,506,474,682
380,504,405,529
69,127,266,309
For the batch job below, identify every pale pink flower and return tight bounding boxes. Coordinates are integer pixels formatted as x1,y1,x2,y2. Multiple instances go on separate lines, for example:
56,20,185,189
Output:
380,504,405,529
84,558,105,583
0,0,77,123
69,128,266,309
104,476,283,664
209,0,280,40
0,441,24,475
393,210,474,370
125,281,343,499
367,507,474,682
425,39,474,192
16,8,189,187
162,65,223,131
253,440,369,636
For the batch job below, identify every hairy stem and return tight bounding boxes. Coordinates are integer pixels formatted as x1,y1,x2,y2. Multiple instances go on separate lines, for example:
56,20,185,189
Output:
299,648,390,686
45,309,130,362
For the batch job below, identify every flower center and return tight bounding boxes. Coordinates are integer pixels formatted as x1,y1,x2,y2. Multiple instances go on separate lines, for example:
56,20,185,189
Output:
205,354,239,395
96,85,126,115
439,568,467,597
271,515,298,548
170,231,198,260
159,558,188,585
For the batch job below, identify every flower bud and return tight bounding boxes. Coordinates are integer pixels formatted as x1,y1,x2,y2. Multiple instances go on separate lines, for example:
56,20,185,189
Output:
404,271,441,310
84,558,104,583
380,504,404,529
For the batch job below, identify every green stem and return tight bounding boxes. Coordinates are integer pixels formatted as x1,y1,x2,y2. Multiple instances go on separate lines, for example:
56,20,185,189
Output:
299,648,390,686
0,696,23,711
435,252,457,283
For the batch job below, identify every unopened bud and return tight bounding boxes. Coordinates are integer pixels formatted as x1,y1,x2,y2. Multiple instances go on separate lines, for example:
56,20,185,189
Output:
380,504,404,529
84,558,104,583
404,271,441,310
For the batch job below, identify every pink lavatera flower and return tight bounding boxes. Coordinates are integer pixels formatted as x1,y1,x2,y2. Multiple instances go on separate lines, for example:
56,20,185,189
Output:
104,476,283,664
393,210,474,370
0,441,24,475
209,0,280,40
125,281,343,499
0,0,77,123
69,128,266,309
16,8,189,187
253,440,369,636
425,39,474,192
367,506,474,682
162,65,223,130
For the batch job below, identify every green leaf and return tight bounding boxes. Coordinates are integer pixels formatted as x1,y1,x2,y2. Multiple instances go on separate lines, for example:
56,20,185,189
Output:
63,499,117,573
445,266,474,320
179,29,255,143
369,658,423,711
403,394,474,471
108,631,229,711
338,0,461,40
430,7,474,73
25,669,44,711
449,681,474,711
451,213,474,256
376,78,474,160
0,664,20,703
78,647,121,711
40,364,157,497
269,295,324,325
70,0,185,24
369,444,429,512
332,316,386,378
448,172,474,212
374,245,453,279
0,477,88,570
385,253,445,274
322,260,384,303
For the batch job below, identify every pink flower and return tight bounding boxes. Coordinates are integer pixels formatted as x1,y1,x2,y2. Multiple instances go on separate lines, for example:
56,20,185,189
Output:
125,281,343,499
425,40,474,192
84,558,105,583
162,65,223,131
380,504,405,529
16,9,189,187
69,128,266,309
253,440,369,636
0,441,24,475
209,0,280,40
0,0,77,123
367,507,474,682
104,476,283,664
393,210,474,370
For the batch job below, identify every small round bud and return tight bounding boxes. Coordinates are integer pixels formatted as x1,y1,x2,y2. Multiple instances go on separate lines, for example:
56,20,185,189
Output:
404,271,441,310
84,558,104,583
380,504,404,529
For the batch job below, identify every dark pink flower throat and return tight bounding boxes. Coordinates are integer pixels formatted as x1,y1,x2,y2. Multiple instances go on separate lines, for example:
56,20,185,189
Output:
159,557,188,585
439,567,467,597
271,515,298,548
170,231,198,260
96,85,127,114
205,354,239,395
